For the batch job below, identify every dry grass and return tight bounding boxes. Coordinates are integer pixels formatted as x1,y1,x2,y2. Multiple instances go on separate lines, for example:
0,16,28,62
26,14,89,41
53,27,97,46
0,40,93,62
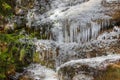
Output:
95,63,120,80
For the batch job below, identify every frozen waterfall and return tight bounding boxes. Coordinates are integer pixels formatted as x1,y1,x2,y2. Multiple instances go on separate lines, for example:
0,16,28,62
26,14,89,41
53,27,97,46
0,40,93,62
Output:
27,0,119,43
22,0,120,80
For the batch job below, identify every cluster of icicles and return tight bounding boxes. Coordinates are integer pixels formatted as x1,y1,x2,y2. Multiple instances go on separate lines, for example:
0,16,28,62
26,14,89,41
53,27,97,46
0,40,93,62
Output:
25,0,119,44
58,19,111,43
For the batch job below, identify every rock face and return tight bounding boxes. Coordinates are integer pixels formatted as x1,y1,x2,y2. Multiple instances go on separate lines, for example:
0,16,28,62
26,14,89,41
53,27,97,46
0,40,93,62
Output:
16,0,120,80
57,54,120,80
33,27,120,67
24,27,120,80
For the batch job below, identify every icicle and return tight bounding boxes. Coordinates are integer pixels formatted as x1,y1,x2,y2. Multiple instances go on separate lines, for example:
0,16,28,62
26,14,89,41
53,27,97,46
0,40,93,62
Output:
64,23,67,43
70,25,73,42
101,20,104,32
16,0,21,5
47,48,49,59
87,28,89,42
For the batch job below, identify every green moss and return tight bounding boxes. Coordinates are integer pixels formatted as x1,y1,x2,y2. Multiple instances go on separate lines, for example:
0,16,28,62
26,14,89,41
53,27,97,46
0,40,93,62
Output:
19,48,26,61
0,22,51,79
0,49,15,79
0,33,22,43
0,0,14,17
33,52,40,63
2,2,11,10
0,73,6,80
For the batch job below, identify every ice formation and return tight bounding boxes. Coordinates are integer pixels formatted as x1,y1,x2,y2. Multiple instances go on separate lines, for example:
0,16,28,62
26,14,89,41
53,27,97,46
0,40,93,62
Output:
57,54,120,71
27,0,119,43
24,64,58,80
21,0,120,80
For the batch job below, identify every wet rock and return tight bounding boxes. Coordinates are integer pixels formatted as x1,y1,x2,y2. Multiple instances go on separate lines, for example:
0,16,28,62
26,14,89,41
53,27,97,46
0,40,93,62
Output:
57,54,120,80
8,72,23,80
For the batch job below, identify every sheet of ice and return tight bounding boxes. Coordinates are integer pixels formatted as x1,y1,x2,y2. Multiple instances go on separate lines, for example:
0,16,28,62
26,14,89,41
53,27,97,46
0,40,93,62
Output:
57,54,120,71
25,64,58,80
106,0,120,3
97,26,120,40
